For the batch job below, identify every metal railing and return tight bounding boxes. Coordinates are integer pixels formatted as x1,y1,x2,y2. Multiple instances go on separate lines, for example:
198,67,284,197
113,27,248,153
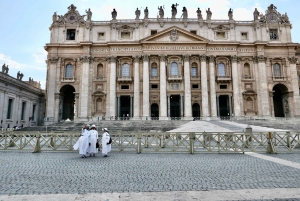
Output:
1,131,299,154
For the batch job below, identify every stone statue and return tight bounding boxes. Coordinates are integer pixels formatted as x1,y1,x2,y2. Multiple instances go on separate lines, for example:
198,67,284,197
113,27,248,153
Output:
206,8,212,20
268,4,276,11
182,7,188,20
228,8,233,20
2,64,5,73
253,8,259,20
144,7,149,19
52,12,57,23
135,8,141,20
158,6,164,19
281,12,290,23
2,64,9,74
85,8,92,20
171,3,178,19
20,72,24,80
111,8,117,20
17,71,21,79
196,8,202,20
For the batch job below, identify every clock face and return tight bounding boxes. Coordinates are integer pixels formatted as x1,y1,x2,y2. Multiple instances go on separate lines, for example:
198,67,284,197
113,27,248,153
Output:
268,13,278,22
67,14,77,23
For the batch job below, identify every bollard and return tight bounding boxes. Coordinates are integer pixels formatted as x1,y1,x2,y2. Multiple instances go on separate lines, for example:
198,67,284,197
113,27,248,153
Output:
145,134,148,148
8,132,16,147
267,132,276,154
286,131,291,149
50,132,55,149
189,133,195,154
245,125,252,148
33,132,41,153
137,133,142,154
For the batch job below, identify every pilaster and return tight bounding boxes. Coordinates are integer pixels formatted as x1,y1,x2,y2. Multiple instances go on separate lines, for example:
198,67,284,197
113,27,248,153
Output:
46,57,59,120
200,55,209,117
159,54,167,119
133,55,141,120
108,56,117,118
183,54,192,119
142,55,150,119
231,55,241,116
208,55,217,117
288,57,300,116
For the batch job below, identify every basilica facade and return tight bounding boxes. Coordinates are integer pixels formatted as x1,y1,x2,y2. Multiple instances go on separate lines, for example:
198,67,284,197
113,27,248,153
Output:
45,4,300,122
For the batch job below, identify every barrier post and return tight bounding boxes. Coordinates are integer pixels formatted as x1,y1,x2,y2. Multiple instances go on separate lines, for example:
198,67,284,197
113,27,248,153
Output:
33,132,41,153
189,133,195,154
137,133,142,154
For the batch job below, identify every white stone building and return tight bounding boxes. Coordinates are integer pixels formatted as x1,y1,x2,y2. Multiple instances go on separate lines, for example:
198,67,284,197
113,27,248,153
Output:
45,4,300,122
0,67,45,128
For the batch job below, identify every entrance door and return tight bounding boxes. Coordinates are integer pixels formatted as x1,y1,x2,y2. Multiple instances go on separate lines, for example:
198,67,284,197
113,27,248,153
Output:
273,84,288,117
151,103,159,120
170,95,181,118
120,96,130,118
218,95,230,117
60,85,75,120
192,103,200,117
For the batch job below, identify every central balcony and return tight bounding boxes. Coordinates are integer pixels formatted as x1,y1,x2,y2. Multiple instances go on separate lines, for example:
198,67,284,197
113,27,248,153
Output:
117,76,133,83
61,77,75,82
168,75,183,82
216,76,231,82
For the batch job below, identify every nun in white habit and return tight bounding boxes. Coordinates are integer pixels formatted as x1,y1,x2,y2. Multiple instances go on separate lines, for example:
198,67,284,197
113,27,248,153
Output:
102,128,111,157
88,124,99,157
73,124,90,158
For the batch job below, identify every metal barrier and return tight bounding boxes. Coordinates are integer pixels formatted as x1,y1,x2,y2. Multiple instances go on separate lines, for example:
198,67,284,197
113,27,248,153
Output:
1,131,299,154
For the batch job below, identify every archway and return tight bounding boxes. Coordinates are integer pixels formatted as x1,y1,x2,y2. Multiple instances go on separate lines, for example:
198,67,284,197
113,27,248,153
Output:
192,103,200,117
272,84,289,117
59,85,75,120
151,103,159,120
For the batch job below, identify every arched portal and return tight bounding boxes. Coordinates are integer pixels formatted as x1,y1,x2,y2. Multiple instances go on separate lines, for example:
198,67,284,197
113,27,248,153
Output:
59,85,75,120
151,103,159,119
192,103,200,117
272,84,289,117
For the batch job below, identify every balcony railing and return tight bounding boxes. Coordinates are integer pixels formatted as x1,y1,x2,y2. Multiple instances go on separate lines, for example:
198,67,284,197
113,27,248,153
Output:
273,76,286,81
168,75,183,82
190,76,200,80
117,76,133,82
61,77,75,82
95,76,106,80
150,76,159,80
216,76,231,82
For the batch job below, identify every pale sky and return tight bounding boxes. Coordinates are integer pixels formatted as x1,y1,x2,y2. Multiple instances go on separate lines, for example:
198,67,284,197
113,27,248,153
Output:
0,0,299,89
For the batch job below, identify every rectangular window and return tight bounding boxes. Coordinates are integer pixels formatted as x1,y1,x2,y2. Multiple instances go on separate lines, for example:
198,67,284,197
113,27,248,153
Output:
269,29,278,40
151,30,157,35
121,32,130,39
98,32,105,40
7,99,13,119
216,32,225,39
121,85,129,89
190,30,197,35
151,67,158,77
241,32,248,40
21,102,26,120
66,29,76,40
220,85,227,89
32,105,36,121
191,67,197,77
192,84,198,89
151,84,158,89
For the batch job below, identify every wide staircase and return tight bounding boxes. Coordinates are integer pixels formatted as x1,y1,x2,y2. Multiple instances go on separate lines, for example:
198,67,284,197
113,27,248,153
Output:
18,120,190,133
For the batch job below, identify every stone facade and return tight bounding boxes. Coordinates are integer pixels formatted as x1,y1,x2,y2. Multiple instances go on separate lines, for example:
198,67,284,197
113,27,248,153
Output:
45,4,300,122
0,70,45,128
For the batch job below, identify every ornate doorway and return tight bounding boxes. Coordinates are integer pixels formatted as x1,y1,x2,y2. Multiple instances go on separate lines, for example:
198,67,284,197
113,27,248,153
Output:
59,85,75,120
272,84,289,117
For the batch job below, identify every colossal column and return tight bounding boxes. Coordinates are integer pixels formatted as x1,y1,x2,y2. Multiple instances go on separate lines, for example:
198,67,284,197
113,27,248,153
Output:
208,55,217,117
200,55,209,117
79,55,93,121
46,57,59,122
142,55,150,119
256,55,270,117
108,56,117,118
133,55,140,119
231,55,241,117
159,55,167,119
183,55,192,119
288,57,300,116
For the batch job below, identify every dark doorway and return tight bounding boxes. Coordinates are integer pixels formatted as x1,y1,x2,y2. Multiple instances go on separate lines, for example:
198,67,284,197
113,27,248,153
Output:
151,103,159,119
218,95,230,117
60,85,75,120
192,103,200,117
273,84,288,117
120,96,130,118
170,95,181,117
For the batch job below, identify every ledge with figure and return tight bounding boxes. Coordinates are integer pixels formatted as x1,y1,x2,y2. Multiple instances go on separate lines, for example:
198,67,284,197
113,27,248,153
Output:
1,64,9,74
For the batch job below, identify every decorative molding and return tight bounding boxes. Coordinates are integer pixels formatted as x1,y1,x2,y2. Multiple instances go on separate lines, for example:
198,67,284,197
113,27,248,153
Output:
288,57,297,64
159,54,167,62
200,55,207,62
106,56,117,63
257,55,267,63
183,54,190,62
170,29,179,41
142,55,149,62
49,57,59,63
231,55,240,63
208,55,215,63
80,55,94,63
133,55,140,63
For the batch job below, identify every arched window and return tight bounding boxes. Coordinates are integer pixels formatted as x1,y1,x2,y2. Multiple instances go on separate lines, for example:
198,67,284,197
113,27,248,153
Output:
65,64,73,78
273,63,281,77
151,62,158,77
244,63,250,78
121,63,130,76
170,62,178,76
218,63,226,76
97,64,103,78
191,62,197,77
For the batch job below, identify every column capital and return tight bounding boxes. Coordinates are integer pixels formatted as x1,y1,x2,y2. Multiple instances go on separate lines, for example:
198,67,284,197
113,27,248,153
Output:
230,55,240,63
199,54,207,62
288,57,297,64
133,55,141,63
106,55,117,63
182,54,190,62
80,55,94,64
159,54,167,62
208,55,215,63
49,57,59,64
253,55,267,63
142,54,150,62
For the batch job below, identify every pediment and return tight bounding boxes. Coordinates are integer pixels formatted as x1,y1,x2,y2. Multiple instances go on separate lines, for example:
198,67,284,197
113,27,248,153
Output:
141,26,209,44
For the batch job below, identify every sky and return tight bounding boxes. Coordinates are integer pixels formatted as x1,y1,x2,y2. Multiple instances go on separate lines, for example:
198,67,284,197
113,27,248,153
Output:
0,0,299,89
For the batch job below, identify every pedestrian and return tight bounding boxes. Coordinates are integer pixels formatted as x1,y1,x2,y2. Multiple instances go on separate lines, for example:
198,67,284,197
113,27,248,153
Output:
88,124,99,157
101,128,111,157
73,124,90,158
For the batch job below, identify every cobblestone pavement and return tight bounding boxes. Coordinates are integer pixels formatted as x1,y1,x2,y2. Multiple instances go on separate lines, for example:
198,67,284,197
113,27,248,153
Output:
1,151,300,196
